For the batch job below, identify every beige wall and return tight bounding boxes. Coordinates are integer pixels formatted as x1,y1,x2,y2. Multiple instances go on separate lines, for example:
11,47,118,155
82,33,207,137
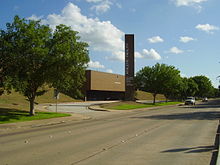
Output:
86,70,125,92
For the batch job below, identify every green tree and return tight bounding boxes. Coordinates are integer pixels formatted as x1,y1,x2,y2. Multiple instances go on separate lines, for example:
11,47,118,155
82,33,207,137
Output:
162,68,182,101
48,24,89,98
0,16,89,115
180,77,198,99
192,75,213,98
0,16,52,115
213,88,220,97
135,63,181,104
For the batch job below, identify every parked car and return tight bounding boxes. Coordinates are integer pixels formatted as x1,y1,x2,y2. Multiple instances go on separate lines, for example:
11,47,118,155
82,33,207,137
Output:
202,97,208,102
185,97,196,105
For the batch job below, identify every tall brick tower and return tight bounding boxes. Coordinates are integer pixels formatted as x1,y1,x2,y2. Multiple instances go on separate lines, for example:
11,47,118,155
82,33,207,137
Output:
125,34,135,101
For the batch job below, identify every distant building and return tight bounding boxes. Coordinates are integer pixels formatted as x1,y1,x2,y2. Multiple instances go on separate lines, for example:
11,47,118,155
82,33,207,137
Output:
85,70,125,101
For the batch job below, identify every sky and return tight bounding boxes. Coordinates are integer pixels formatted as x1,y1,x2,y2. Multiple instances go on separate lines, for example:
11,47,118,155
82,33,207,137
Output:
1,0,220,87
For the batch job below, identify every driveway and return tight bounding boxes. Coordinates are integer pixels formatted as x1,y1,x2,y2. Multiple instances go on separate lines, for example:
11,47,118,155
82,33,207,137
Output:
46,101,118,118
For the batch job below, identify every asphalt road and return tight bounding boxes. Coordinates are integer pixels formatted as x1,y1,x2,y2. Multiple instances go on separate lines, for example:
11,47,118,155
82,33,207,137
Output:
1,100,220,165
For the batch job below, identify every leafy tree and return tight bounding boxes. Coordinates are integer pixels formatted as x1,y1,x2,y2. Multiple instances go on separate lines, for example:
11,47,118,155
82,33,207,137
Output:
48,24,89,99
0,16,51,115
180,77,198,99
213,88,220,97
187,78,199,97
179,77,188,99
0,16,89,115
192,75,213,98
135,63,181,104
162,68,182,101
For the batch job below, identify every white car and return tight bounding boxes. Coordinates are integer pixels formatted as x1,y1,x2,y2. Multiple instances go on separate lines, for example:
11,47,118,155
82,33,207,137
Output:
202,97,208,102
185,97,196,105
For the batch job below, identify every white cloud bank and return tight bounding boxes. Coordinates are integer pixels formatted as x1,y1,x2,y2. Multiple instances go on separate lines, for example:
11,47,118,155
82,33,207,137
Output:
148,36,164,43
195,24,219,33
180,36,195,43
29,3,161,62
37,3,124,58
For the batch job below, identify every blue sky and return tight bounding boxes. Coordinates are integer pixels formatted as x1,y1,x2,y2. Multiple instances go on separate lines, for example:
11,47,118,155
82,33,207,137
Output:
1,0,220,87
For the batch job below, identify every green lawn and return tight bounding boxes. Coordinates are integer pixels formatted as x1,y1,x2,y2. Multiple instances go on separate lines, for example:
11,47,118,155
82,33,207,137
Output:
109,102,181,110
0,89,78,124
0,108,71,124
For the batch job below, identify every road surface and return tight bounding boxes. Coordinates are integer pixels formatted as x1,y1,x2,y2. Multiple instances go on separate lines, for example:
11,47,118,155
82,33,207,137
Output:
1,100,220,165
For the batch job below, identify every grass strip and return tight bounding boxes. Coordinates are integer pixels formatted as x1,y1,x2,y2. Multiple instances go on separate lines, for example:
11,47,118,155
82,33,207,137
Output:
0,108,71,124
109,102,181,110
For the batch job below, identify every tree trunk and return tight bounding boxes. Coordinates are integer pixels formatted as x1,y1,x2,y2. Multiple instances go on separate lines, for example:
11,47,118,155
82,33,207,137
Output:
153,93,157,104
29,97,35,116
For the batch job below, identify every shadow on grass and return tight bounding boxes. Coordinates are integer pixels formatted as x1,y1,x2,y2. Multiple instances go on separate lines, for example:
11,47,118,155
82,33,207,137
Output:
0,108,30,122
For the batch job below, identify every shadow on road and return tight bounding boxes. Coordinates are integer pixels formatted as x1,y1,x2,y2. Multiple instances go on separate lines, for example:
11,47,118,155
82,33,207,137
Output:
132,100,220,121
161,145,215,153
132,111,220,120
161,122,220,165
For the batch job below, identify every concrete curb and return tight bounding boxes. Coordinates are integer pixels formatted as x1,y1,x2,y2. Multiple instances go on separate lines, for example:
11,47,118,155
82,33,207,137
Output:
88,105,110,112
88,103,182,112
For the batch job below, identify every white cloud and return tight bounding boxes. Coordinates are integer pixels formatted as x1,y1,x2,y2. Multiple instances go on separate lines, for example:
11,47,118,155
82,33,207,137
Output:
169,47,184,54
86,0,102,2
91,0,112,14
86,0,112,14
148,36,164,43
142,49,161,60
106,69,113,73
40,3,124,59
135,52,143,58
195,24,219,33
88,60,105,69
180,36,195,43
107,51,124,62
173,0,207,6
27,15,43,21
107,51,146,62
172,0,207,12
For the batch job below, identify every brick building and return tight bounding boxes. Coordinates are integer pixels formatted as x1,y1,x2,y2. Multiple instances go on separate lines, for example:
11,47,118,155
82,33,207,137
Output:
85,70,125,101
